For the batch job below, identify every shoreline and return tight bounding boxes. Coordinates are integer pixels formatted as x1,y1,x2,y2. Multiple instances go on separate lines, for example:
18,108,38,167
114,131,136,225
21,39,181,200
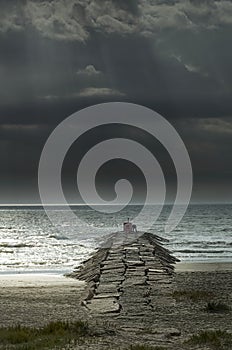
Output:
0,267,72,275
0,272,86,287
175,261,232,272
0,261,232,280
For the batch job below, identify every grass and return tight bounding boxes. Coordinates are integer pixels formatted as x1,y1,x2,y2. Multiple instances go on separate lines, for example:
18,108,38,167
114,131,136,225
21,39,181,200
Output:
172,289,213,302
205,301,231,313
0,320,89,349
128,346,167,350
186,330,232,349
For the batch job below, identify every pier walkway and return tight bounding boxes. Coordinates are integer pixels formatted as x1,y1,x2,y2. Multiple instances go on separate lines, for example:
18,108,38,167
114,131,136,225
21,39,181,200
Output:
68,232,181,347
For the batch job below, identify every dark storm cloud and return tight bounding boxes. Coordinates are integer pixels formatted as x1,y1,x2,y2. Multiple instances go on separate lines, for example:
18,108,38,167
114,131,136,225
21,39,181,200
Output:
174,117,232,177
111,0,140,16
1,30,231,125
1,0,232,39
173,117,232,203
1,0,232,122
0,0,232,203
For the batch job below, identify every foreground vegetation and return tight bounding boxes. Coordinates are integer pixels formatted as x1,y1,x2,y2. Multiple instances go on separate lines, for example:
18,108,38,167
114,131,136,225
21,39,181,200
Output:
173,290,231,314
205,301,231,313
186,330,232,350
0,319,231,350
172,289,214,302
128,346,167,350
0,320,89,349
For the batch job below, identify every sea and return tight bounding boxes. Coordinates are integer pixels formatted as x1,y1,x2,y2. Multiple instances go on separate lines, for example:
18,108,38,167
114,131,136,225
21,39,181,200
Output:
0,204,231,274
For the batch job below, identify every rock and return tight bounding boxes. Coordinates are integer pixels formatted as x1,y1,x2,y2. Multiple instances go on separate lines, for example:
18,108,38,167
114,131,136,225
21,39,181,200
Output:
96,283,120,294
150,327,181,337
69,230,178,332
123,278,147,287
148,268,165,273
85,288,95,301
94,292,121,299
165,328,181,337
124,260,145,267
99,275,125,283
101,264,125,271
87,297,120,314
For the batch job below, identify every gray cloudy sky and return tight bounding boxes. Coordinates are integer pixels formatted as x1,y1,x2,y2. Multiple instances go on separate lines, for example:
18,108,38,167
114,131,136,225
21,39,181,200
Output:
0,0,232,204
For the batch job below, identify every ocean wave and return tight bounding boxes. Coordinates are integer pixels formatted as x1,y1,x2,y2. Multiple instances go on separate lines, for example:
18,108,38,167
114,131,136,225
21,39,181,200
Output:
174,249,231,254
48,234,69,240
167,240,232,247
0,243,35,248
207,241,231,245
0,249,14,254
0,204,231,270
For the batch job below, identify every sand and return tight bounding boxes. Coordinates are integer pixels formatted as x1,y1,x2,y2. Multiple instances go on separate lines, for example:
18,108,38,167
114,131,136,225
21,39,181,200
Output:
0,273,87,327
176,261,232,272
0,273,85,288
171,263,232,334
0,263,231,326
0,264,231,349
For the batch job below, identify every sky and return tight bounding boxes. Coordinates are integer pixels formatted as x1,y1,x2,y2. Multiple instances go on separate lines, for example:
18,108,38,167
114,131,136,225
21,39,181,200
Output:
0,0,232,204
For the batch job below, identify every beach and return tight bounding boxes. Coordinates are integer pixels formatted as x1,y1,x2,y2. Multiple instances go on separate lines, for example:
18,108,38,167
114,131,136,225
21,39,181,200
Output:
0,262,231,349
171,263,232,334
0,273,87,328
176,261,232,272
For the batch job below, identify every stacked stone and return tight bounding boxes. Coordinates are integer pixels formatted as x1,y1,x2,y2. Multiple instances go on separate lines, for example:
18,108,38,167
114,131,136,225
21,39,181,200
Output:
70,231,179,319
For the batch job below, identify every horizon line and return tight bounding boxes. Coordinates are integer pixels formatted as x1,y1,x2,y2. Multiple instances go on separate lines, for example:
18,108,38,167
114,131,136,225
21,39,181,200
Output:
0,202,231,207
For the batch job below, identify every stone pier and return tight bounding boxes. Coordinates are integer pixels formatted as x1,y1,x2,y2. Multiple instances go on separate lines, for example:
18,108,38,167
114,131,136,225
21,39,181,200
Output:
68,232,182,346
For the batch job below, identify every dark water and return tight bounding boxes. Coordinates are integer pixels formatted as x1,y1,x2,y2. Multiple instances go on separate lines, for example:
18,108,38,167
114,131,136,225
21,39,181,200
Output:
0,204,231,272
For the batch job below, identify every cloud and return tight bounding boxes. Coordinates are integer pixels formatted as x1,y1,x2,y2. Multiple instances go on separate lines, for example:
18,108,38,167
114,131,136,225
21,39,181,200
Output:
0,0,231,124
111,0,140,16
1,0,232,41
38,87,125,100
95,15,136,34
176,118,232,151
216,0,232,25
39,95,60,101
23,0,138,40
81,1,138,36
172,54,209,76
138,0,232,35
195,118,232,135
1,0,232,204
76,65,101,76
0,1,24,33
138,0,194,36
0,124,39,132
184,63,201,73
24,0,89,42
78,87,125,97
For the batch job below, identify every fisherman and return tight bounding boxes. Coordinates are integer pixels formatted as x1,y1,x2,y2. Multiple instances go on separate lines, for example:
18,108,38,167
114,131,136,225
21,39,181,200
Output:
132,224,137,232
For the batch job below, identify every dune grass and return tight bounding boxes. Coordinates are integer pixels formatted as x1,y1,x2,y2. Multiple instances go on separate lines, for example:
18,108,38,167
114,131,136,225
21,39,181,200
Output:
205,301,231,313
186,330,232,349
0,320,89,349
172,289,213,302
128,346,167,350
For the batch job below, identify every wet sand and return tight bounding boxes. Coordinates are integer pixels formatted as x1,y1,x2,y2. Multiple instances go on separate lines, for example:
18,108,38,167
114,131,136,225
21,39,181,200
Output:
176,261,232,272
